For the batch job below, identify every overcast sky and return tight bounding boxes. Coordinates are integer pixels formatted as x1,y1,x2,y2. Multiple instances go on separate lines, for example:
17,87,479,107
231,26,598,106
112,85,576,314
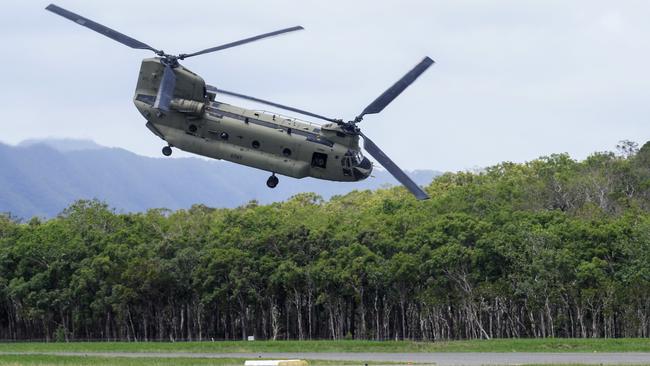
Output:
1,1,648,172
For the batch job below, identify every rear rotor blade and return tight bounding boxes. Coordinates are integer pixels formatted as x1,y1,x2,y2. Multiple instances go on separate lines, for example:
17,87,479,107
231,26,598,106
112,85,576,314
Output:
357,57,434,121
45,4,160,53
207,85,340,123
180,26,304,59
154,64,176,111
361,132,429,200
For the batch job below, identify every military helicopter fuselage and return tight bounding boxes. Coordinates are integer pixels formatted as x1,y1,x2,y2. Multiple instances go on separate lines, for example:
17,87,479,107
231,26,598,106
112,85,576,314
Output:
134,58,372,185
46,3,432,199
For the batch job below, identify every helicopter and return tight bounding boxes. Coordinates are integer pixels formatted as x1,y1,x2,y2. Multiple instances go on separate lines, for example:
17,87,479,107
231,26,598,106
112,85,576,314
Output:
46,4,433,200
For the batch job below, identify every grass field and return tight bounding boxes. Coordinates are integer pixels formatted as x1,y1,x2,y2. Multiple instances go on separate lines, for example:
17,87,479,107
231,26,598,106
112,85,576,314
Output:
0,355,403,366
0,355,647,366
0,339,649,353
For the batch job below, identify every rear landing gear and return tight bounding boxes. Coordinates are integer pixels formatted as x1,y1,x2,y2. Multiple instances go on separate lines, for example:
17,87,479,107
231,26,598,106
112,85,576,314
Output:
162,145,172,156
266,174,279,189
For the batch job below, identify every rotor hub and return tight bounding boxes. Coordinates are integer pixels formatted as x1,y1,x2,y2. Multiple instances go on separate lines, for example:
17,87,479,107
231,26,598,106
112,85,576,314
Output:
338,121,361,135
159,54,180,68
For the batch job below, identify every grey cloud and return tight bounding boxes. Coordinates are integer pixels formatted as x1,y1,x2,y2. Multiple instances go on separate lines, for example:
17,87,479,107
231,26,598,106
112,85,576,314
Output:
0,0,648,171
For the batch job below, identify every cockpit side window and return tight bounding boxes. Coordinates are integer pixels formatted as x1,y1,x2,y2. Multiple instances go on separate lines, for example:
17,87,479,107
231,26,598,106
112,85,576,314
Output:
342,155,351,168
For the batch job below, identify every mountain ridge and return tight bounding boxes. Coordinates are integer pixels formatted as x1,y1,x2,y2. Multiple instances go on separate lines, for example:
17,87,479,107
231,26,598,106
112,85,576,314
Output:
0,139,440,219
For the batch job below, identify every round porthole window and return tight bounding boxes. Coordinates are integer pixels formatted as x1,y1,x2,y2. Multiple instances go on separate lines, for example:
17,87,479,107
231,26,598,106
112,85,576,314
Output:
189,124,197,133
252,140,260,149
282,148,292,157
220,132,229,140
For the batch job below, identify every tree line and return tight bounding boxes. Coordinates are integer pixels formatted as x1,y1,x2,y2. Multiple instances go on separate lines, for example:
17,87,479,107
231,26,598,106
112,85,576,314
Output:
0,142,649,341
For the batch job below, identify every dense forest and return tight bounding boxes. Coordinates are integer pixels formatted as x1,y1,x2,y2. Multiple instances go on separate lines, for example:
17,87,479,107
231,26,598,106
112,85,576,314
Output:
0,141,649,342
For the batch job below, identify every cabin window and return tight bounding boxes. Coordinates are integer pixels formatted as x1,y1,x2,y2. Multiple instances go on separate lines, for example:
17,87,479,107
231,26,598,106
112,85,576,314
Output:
283,148,292,157
252,140,261,149
189,124,198,133
220,132,229,140
311,152,328,168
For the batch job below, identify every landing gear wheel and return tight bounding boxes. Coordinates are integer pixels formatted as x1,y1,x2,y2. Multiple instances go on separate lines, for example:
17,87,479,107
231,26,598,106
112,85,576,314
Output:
162,146,172,156
266,174,279,189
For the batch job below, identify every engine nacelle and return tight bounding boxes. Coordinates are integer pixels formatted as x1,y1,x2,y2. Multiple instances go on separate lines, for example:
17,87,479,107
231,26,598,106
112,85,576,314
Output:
171,98,205,115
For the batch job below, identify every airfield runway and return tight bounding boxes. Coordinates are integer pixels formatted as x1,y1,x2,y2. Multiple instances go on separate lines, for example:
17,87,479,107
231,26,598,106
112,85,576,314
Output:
5,351,650,365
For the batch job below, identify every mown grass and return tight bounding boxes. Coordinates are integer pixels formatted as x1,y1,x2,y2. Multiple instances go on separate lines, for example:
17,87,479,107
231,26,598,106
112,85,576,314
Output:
0,355,648,366
0,339,649,353
0,355,405,366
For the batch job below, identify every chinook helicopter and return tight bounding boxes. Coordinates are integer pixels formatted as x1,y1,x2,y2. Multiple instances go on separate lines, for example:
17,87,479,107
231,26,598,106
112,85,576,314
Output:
46,4,433,200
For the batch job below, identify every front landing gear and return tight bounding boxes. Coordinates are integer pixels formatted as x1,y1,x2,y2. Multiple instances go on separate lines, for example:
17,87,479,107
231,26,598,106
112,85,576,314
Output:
162,145,172,157
266,174,279,189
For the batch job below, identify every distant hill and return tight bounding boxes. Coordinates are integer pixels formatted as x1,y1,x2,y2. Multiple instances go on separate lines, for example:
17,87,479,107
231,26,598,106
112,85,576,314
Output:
18,138,104,152
0,139,440,219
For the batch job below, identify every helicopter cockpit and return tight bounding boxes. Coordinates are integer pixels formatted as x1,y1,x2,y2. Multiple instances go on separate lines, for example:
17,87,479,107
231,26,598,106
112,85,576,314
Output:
342,150,372,180
342,150,362,168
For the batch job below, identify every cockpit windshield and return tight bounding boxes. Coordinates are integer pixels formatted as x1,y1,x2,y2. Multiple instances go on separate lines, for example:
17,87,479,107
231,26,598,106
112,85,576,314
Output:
352,151,362,165
342,150,363,168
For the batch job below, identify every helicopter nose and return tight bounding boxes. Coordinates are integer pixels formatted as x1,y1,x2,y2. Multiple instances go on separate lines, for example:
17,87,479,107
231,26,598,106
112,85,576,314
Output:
353,157,373,181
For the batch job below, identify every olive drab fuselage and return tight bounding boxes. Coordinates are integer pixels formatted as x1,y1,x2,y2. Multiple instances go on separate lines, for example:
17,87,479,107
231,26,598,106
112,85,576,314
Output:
133,58,373,181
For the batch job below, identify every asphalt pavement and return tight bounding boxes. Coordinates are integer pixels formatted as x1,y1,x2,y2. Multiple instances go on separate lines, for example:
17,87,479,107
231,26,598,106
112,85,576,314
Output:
4,351,650,365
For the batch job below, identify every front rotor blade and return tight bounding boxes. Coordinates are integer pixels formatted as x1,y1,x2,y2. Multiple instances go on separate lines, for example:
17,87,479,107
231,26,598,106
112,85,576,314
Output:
154,64,176,112
361,132,429,200
357,57,434,120
45,4,159,53
207,85,340,123
180,26,304,59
